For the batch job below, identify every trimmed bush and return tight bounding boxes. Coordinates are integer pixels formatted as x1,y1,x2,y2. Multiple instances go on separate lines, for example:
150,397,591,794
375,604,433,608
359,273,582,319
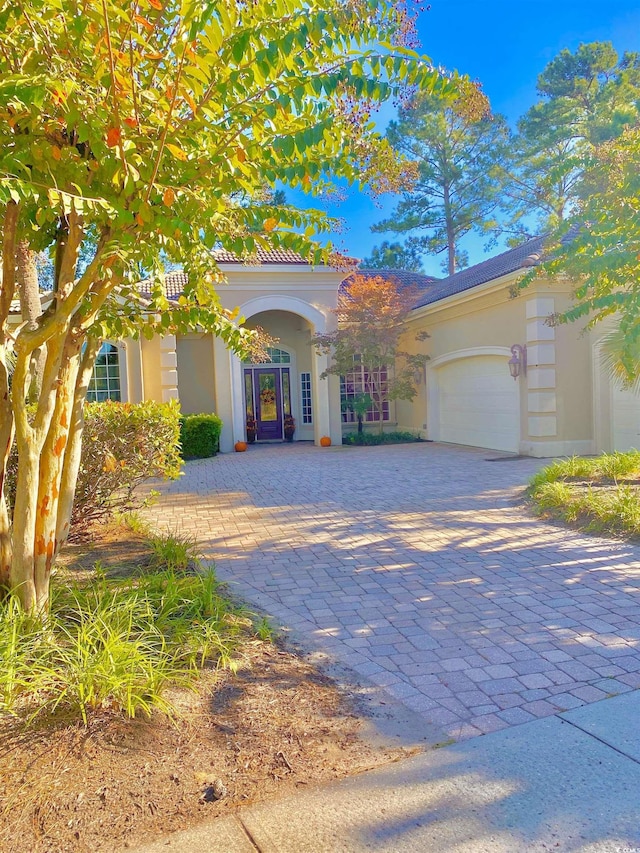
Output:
179,413,223,459
6,400,182,536
342,430,422,446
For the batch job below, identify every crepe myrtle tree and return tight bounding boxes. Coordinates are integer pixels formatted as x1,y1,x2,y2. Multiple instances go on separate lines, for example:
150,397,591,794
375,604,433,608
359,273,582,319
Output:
314,273,429,432
0,0,459,612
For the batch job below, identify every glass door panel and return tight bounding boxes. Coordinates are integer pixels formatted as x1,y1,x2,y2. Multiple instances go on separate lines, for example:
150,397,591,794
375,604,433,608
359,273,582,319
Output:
254,369,283,439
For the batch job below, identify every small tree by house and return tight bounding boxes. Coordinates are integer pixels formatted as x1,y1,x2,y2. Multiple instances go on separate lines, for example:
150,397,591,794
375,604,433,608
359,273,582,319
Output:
313,273,428,433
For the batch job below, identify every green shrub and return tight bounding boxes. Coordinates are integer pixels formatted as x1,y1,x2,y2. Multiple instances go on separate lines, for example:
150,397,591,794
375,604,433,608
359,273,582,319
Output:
179,413,223,459
342,430,422,446
528,451,640,537
5,400,182,537
0,565,250,725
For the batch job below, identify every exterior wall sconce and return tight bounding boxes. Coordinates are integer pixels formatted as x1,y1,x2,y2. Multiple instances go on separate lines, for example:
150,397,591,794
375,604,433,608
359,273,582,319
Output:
508,344,527,380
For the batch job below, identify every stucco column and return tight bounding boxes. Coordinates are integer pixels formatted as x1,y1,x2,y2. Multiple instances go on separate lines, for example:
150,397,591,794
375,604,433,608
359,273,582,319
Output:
311,350,342,445
159,335,179,402
123,338,144,403
524,297,557,455
213,335,234,452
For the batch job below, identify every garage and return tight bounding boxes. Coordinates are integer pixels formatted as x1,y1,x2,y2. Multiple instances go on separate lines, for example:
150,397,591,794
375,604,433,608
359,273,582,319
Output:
611,381,640,451
430,355,520,453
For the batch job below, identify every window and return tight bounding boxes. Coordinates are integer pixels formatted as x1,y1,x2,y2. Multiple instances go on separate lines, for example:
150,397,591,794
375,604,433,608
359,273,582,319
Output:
87,343,121,402
340,364,389,423
244,346,291,365
300,372,312,424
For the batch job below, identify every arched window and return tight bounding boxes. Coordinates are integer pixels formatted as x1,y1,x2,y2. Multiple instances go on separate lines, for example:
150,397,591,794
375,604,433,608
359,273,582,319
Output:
87,343,121,402
244,346,291,365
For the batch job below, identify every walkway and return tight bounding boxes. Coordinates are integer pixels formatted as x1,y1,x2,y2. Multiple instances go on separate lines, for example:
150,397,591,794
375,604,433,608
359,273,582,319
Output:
143,442,640,741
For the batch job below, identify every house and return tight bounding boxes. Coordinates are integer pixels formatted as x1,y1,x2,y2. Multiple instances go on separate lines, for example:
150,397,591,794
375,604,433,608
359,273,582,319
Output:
93,238,640,457
97,249,346,453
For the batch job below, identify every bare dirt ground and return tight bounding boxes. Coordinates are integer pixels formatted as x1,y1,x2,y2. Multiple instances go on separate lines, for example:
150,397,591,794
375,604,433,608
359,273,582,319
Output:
0,527,411,853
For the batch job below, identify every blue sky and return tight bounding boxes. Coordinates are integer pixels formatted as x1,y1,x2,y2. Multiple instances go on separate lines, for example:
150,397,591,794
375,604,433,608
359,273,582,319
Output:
298,0,640,276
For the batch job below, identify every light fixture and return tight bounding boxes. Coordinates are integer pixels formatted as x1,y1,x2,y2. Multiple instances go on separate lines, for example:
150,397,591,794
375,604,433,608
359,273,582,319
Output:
508,344,527,380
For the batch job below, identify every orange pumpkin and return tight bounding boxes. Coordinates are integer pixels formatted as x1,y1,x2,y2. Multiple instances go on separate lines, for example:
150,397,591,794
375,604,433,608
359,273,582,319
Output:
235,441,247,452
319,436,331,447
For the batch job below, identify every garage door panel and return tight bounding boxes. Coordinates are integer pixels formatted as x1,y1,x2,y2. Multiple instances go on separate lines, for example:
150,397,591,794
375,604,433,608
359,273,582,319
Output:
436,357,519,453
612,383,640,451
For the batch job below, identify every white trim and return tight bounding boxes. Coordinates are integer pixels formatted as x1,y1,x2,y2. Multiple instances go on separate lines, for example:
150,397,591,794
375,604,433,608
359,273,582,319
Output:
116,342,129,403
238,294,327,332
428,346,513,371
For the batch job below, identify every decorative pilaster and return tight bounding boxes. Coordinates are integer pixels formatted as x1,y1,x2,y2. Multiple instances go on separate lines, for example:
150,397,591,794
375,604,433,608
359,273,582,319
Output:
159,335,179,402
526,298,557,438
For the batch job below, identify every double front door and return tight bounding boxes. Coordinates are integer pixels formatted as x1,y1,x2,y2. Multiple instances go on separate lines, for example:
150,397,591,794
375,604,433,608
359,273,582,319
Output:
244,367,291,441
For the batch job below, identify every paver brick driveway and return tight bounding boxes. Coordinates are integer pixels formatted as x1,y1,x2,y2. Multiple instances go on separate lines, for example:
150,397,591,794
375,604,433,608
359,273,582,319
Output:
144,442,640,741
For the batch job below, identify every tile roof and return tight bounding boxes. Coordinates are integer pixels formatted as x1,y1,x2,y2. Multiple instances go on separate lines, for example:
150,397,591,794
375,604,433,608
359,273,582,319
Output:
340,268,439,295
413,235,546,309
163,271,189,299
213,247,311,265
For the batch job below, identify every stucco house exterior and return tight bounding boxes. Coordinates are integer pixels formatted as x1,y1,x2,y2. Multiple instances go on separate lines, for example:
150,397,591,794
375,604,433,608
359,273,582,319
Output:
94,238,640,457
103,249,345,453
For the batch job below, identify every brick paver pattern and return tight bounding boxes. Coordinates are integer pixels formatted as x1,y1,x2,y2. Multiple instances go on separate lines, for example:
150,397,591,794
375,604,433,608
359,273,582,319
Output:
143,443,640,740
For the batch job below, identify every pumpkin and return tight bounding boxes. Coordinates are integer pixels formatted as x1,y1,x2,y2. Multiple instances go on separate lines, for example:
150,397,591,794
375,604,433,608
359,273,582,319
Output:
235,441,247,452
319,436,331,447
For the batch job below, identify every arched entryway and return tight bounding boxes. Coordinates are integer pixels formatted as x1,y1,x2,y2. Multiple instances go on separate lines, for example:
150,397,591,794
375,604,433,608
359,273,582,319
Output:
226,295,341,448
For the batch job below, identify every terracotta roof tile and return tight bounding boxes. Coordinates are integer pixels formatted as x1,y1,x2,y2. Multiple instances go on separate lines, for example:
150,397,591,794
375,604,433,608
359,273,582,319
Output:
340,268,439,294
212,248,311,265
413,235,546,309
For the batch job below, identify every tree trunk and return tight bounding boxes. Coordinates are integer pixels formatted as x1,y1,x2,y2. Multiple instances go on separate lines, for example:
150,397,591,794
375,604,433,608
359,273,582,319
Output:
56,337,101,549
0,202,18,592
16,240,45,401
443,183,456,276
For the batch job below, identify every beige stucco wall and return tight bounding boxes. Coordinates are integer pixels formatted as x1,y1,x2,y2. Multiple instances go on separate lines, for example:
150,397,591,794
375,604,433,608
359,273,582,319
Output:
176,334,216,414
401,274,595,457
140,335,163,403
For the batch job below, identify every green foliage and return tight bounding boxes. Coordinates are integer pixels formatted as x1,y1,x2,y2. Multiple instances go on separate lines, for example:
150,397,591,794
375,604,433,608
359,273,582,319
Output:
360,241,425,272
528,452,640,537
148,530,201,573
314,273,429,433
6,401,182,534
501,42,640,239
0,0,456,346
517,126,640,378
179,413,223,460
342,429,422,446
373,89,511,275
0,565,251,725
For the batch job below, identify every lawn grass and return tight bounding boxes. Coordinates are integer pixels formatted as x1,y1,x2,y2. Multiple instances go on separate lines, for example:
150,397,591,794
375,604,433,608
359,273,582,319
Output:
0,529,257,726
528,450,640,537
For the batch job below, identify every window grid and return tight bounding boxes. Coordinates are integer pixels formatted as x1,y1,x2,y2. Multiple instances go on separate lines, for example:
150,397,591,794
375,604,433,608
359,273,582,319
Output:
340,365,389,423
244,346,291,365
300,372,312,424
87,343,121,402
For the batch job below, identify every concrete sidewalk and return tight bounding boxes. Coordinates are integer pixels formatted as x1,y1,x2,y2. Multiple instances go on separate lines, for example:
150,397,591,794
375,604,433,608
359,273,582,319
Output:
131,690,640,853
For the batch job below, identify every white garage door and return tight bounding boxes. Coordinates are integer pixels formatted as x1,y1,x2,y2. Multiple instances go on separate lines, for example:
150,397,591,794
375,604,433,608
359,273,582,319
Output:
435,356,520,452
612,382,640,450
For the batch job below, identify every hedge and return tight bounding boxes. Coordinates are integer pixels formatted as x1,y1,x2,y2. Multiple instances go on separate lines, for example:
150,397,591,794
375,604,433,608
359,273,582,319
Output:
179,413,223,459
6,400,182,536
